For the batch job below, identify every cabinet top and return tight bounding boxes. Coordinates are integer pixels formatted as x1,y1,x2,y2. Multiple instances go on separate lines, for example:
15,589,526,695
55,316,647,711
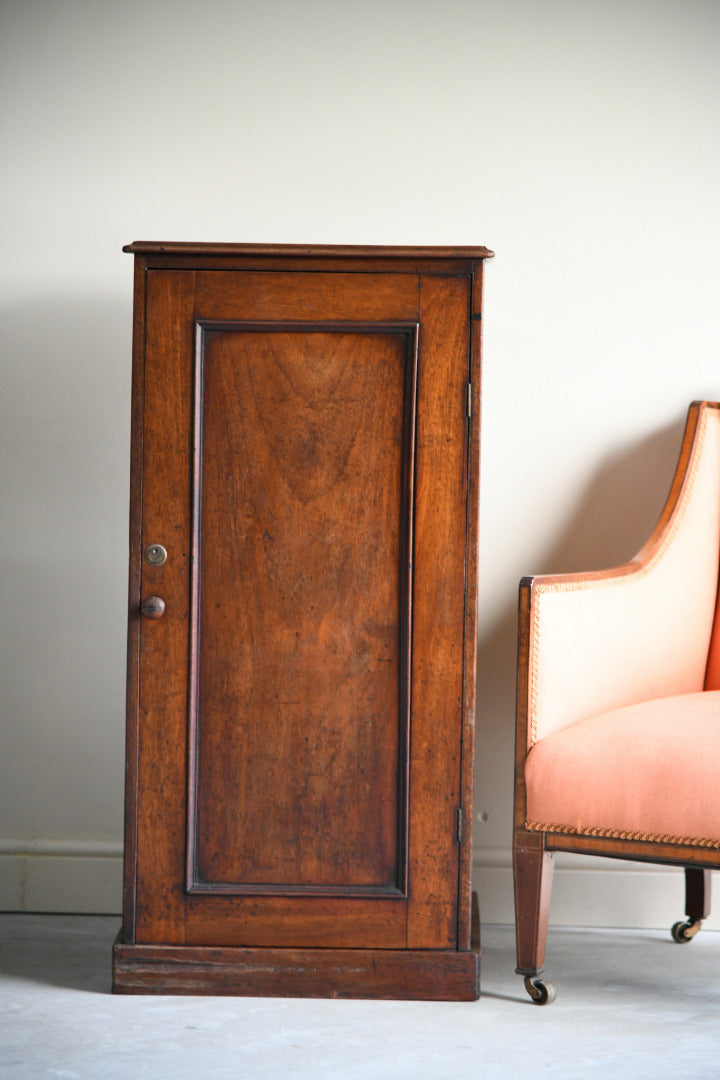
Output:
123,241,494,260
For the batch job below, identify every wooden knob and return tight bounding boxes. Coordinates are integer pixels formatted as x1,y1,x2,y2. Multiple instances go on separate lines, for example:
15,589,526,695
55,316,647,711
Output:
141,596,166,619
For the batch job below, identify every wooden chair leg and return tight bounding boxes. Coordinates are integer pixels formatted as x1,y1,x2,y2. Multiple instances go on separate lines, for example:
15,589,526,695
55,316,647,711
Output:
514,830,556,1002
672,867,711,942
685,867,711,921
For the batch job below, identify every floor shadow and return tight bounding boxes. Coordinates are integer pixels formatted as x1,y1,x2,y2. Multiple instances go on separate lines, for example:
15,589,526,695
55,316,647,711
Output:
0,914,120,993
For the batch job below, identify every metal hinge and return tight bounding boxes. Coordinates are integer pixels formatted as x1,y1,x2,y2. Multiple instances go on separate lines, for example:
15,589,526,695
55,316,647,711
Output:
466,383,473,419
456,807,464,844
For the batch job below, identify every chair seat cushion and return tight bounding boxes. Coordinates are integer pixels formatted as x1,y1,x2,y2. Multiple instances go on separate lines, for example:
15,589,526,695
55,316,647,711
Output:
524,690,720,845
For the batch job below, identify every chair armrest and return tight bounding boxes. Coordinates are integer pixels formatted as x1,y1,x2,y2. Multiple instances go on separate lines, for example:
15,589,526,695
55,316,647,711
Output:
518,402,720,749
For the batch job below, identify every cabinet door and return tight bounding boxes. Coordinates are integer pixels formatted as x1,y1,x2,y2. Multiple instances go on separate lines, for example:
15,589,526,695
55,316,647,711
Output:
129,267,471,950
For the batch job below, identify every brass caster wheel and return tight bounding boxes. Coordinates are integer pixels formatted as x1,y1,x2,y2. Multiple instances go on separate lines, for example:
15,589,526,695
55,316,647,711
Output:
524,976,556,1005
671,918,701,943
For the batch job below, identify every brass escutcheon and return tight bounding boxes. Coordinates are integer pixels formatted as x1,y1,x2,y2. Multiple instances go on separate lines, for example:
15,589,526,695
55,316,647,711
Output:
145,543,168,567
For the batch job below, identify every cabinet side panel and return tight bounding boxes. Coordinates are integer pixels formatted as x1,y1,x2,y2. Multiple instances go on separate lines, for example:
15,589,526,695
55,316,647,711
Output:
457,262,485,948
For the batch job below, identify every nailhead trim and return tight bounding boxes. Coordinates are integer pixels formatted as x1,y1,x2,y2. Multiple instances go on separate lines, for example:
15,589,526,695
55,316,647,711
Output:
525,819,720,849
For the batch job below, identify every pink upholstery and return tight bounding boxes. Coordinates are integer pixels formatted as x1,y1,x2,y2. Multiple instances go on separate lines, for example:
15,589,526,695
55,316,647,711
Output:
525,690,720,846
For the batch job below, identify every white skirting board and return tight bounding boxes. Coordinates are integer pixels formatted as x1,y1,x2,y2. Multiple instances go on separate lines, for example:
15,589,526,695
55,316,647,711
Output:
474,847,719,931
0,840,717,929
0,840,123,915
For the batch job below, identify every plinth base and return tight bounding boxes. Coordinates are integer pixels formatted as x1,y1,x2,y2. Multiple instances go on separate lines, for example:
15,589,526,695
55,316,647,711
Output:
112,934,480,1000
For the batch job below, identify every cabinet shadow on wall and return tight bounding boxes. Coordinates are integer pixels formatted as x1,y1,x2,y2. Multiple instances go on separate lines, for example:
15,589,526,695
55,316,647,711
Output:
0,294,132,844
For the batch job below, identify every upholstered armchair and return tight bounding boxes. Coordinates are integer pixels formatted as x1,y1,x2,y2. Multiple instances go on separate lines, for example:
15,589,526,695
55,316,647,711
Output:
513,400,720,1004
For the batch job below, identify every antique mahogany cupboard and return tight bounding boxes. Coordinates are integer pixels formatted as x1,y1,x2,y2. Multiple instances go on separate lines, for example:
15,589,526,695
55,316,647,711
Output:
112,242,493,999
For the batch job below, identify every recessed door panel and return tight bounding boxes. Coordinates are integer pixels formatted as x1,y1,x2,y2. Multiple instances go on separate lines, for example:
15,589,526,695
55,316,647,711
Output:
189,324,417,895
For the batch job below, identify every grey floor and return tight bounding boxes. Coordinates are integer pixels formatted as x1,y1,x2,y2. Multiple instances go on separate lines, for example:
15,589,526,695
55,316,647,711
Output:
1,915,719,1079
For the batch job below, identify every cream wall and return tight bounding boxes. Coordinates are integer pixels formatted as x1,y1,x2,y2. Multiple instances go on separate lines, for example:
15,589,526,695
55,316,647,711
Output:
2,0,720,925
